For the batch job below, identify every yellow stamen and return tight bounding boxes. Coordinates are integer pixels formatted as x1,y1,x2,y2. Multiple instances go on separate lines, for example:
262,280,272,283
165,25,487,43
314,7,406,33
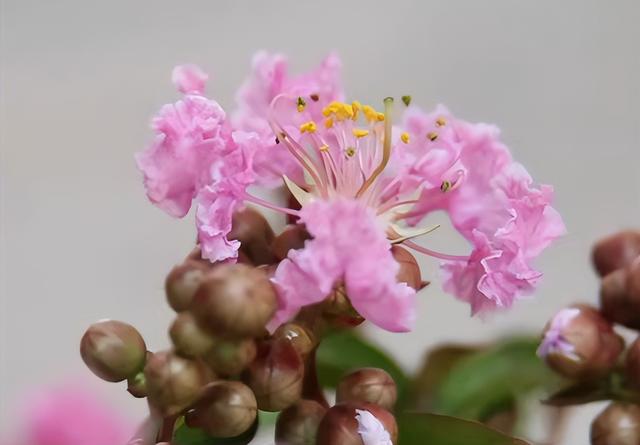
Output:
296,96,306,112
427,132,438,141
345,147,356,157
352,128,369,138
440,180,451,192
351,101,362,120
322,101,354,121
324,117,334,129
300,121,317,133
400,132,410,144
362,105,379,122
319,144,329,152
436,117,447,127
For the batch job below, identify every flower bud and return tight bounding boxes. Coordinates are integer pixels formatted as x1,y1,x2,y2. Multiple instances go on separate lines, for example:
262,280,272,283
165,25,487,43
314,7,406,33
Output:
316,402,398,445
243,339,304,411
591,402,640,445
229,206,276,266
275,400,327,445
626,336,640,389
191,264,277,338
169,312,216,358
185,381,258,438
336,368,397,410
272,225,311,261
600,259,640,329
165,260,209,312
127,371,147,398
80,320,147,382
592,230,640,277
144,351,208,416
538,305,624,380
203,338,257,377
391,246,421,290
272,323,317,358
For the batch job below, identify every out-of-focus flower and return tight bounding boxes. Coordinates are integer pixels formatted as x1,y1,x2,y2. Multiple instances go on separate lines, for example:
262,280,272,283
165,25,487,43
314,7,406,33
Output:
136,52,564,332
9,382,133,445
355,409,393,445
537,307,581,358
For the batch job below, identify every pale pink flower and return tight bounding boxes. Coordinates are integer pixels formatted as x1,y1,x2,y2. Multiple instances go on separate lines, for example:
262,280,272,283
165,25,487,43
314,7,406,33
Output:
270,199,416,333
171,64,208,95
537,308,581,359
13,383,133,445
137,54,564,330
136,66,229,217
355,409,393,445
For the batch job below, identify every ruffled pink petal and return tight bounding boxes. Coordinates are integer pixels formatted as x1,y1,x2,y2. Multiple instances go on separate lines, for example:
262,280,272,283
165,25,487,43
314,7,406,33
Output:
136,94,228,217
270,199,416,332
171,64,208,95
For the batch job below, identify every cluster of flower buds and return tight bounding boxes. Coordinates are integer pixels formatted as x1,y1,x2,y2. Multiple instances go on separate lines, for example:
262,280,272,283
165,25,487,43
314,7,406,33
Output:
81,206,411,444
537,229,640,445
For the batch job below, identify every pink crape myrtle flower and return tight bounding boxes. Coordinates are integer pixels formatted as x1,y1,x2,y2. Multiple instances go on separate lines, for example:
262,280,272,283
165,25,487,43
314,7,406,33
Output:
12,382,133,445
537,307,581,359
136,52,565,332
355,409,393,445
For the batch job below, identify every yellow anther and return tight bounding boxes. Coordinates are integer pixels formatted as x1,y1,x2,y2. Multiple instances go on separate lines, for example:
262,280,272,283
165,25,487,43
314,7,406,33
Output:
436,117,447,127
376,112,385,122
351,101,362,120
322,101,354,121
352,128,369,138
345,147,357,157
362,105,379,122
400,132,410,144
296,96,306,112
300,121,317,134
440,180,451,192
324,117,334,129
319,144,330,152
427,132,438,141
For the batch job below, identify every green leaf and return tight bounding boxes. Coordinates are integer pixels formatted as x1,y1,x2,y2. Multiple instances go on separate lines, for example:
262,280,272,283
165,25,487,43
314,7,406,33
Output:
316,329,409,396
543,372,640,407
430,337,557,420
397,412,530,445
172,418,258,445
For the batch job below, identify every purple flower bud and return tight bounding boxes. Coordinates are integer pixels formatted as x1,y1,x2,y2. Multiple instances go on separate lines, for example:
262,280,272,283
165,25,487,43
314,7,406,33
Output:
80,320,147,382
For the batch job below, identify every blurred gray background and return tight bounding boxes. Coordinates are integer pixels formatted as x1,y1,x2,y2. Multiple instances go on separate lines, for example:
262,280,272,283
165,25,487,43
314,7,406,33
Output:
1,0,639,443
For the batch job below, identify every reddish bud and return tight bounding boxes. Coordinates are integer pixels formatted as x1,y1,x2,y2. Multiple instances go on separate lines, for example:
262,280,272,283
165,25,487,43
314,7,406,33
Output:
127,371,147,398
316,402,398,445
600,259,640,329
336,368,397,410
191,264,277,338
592,230,640,277
591,402,640,445
203,338,257,377
272,225,311,261
540,305,624,380
229,206,276,265
243,339,304,411
626,336,640,389
275,399,327,445
272,323,317,358
165,260,209,312
80,320,147,382
186,381,257,438
391,246,422,290
144,351,208,416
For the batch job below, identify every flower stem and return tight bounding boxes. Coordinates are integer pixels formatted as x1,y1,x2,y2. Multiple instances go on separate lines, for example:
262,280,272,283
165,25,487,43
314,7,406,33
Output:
302,348,330,409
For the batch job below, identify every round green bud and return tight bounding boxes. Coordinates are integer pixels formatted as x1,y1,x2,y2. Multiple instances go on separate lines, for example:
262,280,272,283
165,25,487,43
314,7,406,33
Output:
80,320,146,382
169,312,216,358
229,206,276,266
203,337,257,377
165,260,210,312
